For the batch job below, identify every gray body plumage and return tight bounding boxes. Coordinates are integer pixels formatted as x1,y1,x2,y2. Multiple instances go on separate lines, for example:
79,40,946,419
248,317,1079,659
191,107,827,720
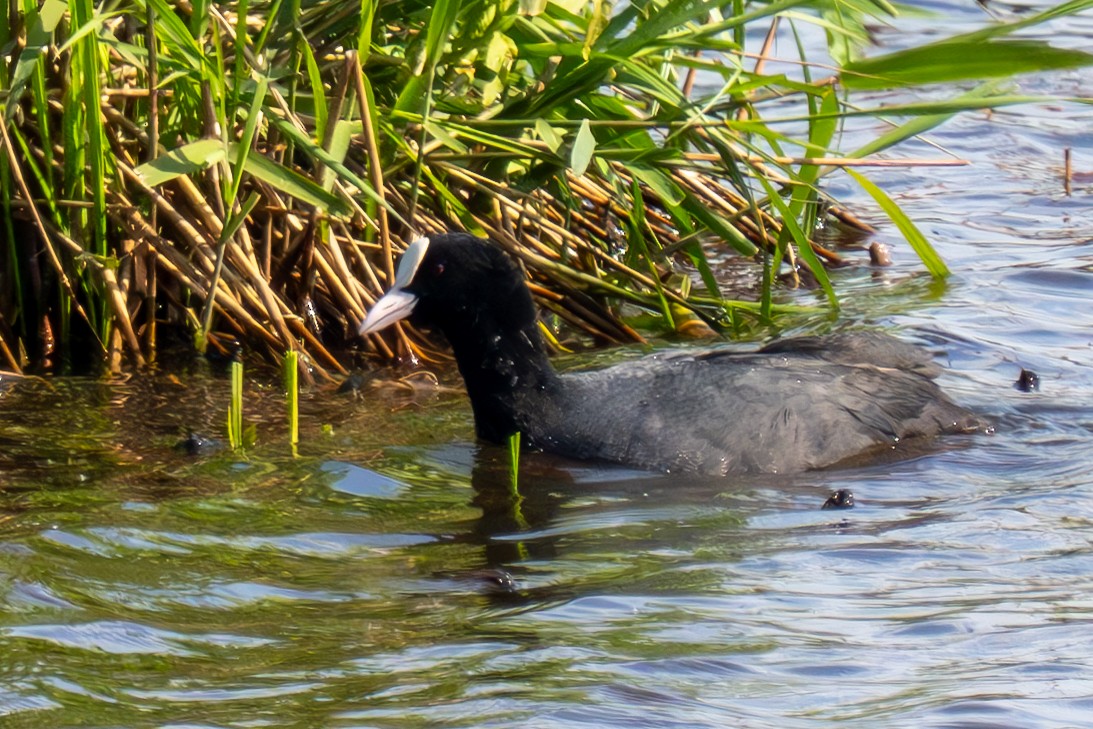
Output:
496,333,981,476
359,233,983,477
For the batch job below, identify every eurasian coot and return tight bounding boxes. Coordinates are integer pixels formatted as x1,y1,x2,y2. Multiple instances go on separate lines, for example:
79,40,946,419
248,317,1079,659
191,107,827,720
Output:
359,232,982,476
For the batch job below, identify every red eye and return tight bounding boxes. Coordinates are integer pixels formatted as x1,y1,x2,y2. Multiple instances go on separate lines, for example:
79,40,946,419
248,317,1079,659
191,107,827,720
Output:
434,263,445,276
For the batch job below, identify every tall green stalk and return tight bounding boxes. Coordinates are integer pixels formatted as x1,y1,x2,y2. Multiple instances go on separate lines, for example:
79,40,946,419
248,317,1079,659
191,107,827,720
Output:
284,350,299,454
68,0,109,344
228,359,244,450
1,0,1090,373
507,431,526,529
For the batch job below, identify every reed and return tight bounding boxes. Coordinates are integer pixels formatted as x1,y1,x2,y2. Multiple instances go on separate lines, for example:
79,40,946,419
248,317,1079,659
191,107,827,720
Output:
284,349,299,454
228,357,244,450
507,431,527,530
508,431,521,494
0,0,1089,376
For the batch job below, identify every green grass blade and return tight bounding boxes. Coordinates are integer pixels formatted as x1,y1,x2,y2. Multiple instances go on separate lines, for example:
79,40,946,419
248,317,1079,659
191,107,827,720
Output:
228,74,270,205
135,139,227,187
397,115,547,158
846,168,949,279
228,358,244,450
844,40,1093,90
188,0,210,37
627,165,728,299
761,94,1054,124
198,191,261,340
570,119,595,176
300,39,327,142
357,0,377,59
322,120,356,192
221,192,261,244
508,431,521,493
625,177,673,328
805,86,838,161
143,0,207,68
757,175,837,310
848,82,1007,159
509,0,730,116
229,0,249,113
393,0,462,114
265,116,397,220
242,151,352,216
252,0,284,56
7,0,66,118
69,0,110,340
11,126,59,220
683,190,758,260
284,350,299,453
951,0,1093,44
419,164,477,231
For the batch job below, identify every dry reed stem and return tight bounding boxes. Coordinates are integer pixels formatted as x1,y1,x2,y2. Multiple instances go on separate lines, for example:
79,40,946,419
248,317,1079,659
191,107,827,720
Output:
475,214,705,329
735,17,781,123
312,245,367,326
323,234,366,313
351,51,394,283
284,319,342,380
109,196,285,349
169,172,302,355
119,163,216,269
13,47,865,375
36,221,147,366
1064,147,1072,196
825,206,875,233
333,221,389,306
754,17,780,77
538,299,617,343
100,265,147,367
443,164,708,311
0,328,21,373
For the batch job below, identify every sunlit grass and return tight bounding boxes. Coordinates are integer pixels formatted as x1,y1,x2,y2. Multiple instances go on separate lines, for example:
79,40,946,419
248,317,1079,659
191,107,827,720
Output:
0,0,1090,376
284,349,299,454
228,357,244,450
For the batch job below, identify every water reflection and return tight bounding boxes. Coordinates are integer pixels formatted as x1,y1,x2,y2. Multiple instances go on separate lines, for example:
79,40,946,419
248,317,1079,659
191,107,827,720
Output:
0,327,1091,727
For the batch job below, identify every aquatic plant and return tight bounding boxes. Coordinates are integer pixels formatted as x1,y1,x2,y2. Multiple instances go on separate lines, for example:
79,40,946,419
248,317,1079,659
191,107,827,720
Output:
0,0,1089,376
284,349,299,453
228,357,244,450
509,430,521,493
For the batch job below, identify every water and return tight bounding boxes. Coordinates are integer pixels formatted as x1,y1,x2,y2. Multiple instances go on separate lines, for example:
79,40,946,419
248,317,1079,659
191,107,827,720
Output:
3,5,1093,728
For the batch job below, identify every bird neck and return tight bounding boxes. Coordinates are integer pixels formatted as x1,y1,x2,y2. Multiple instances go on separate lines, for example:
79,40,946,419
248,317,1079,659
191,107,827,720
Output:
446,321,559,444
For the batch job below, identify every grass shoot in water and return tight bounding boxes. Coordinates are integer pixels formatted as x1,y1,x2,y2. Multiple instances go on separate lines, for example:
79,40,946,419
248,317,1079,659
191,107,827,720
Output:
284,350,299,455
508,431,520,492
228,358,243,450
3,0,1091,375
507,431,527,529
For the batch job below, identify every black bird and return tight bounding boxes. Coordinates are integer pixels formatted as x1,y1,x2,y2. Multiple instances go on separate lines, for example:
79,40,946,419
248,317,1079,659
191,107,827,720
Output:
359,232,983,476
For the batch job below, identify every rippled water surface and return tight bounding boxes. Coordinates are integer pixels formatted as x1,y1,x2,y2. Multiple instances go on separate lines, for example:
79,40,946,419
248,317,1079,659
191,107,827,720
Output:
3,4,1093,727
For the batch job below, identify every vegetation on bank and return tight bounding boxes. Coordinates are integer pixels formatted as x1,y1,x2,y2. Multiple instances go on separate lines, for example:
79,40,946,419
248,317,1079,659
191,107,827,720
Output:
1,0,1090,380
